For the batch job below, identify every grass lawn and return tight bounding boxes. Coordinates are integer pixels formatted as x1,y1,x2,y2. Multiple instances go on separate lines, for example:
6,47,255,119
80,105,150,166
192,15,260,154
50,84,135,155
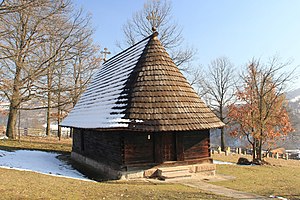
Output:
212,153,300,199
0,136,72,153
0,137,230,199
1,137,299,199
0,168,231,200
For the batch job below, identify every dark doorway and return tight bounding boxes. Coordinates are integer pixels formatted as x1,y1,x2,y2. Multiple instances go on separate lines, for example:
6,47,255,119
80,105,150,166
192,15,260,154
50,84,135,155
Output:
161,133,176,161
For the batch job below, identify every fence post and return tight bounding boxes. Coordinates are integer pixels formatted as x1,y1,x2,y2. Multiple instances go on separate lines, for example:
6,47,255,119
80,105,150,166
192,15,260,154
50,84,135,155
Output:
225,147,230,156
217,146,221,154
285,153,289,160
238,148,241,154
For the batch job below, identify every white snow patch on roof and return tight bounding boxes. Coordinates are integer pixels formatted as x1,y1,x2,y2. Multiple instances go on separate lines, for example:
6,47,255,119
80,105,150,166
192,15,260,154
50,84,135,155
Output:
61,36,150,128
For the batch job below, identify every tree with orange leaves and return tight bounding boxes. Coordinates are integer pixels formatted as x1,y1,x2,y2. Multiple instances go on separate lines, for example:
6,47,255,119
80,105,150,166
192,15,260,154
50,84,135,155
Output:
228,58,295,161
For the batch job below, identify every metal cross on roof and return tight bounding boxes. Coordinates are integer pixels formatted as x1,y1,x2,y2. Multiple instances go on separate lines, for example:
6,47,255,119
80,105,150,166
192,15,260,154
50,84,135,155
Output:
100,47,111,62
146,11,160,32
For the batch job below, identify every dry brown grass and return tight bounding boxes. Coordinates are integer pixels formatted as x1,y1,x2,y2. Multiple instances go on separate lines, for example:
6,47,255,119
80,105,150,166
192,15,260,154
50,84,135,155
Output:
0,136,72,153
0,167,231,200
212,153,300,199
212,152,300,167
0,138,231,199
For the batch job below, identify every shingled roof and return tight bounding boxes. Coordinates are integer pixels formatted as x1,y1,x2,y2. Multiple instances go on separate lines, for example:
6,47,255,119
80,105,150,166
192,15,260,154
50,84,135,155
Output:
61,32,224,131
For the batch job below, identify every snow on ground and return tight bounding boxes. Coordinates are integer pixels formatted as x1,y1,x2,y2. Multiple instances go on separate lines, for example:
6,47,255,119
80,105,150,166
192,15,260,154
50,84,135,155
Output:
213,160,235,165
0,149,90,181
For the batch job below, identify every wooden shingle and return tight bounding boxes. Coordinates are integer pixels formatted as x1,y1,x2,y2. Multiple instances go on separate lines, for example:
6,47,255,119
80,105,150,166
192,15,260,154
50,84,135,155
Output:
62,32,224,131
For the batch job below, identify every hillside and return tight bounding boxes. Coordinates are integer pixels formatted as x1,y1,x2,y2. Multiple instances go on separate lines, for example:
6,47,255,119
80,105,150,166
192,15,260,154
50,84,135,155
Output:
287,87,300,101
287,88,300,115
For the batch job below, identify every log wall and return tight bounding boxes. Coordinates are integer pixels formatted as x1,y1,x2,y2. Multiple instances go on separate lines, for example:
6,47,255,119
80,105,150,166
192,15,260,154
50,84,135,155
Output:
182,130,210,160
73,128,123,170
72,128,211,170
124,132,154,164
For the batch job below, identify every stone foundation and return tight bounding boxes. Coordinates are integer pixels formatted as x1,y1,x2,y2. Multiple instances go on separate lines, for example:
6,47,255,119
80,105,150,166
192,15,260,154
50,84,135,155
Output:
72,152,216,180
71,152,122,179
144,163,216,179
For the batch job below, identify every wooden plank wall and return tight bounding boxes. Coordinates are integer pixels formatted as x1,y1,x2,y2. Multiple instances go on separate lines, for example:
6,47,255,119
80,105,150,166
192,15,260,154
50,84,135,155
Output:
72,128,123,170
182,130,210,160
72,129,211,168
72,128,82,152
124,132,154,164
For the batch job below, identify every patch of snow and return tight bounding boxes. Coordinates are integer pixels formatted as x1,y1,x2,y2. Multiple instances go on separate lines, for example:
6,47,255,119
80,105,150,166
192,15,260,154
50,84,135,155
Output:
42,123,70,132
269,195,288,200
213,160,235,165
0,135,8,140
289,95,300,103
0,150,89,181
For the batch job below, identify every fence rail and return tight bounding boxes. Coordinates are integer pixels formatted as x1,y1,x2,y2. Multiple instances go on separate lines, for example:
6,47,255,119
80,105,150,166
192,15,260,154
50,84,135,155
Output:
17,128,71,138
210,146,300,161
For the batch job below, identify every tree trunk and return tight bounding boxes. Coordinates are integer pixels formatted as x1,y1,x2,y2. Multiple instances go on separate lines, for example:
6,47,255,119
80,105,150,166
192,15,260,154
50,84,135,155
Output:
57,108,61,141
219,106,226,151
6,104,18,139
252,139,256,161
6,64,21,139
46,106,51,136
46,82,51,136
220,127,225,151
258,135,263,160
57,81,61,141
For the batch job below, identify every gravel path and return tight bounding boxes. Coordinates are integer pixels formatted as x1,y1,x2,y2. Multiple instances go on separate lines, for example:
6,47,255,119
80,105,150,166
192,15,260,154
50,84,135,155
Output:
166,176,270,200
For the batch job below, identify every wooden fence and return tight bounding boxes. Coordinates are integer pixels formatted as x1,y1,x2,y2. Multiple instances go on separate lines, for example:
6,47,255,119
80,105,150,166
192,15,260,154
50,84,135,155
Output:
17,128,71,138
210,146,300,160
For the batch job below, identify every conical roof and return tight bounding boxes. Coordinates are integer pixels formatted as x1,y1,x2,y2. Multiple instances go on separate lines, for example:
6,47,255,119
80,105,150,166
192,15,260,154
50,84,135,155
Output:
62,32,224,131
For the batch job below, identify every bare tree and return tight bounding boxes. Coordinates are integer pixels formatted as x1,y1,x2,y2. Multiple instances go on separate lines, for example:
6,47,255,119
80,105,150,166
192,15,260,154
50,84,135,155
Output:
0,0,37,15
0,0,65,139
117,0,195,69
196,57,237,151
32,9,100,137
46,39,100,138
0,0,100,139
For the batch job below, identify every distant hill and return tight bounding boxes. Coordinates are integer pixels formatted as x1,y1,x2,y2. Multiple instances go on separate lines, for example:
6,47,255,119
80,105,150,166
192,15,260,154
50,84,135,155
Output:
285,88,300,149
287,87,300,103
287,88,300,116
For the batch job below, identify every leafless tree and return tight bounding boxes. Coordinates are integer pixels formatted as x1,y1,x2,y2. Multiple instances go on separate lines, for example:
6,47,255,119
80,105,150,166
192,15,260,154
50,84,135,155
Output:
46,38,100,139
0,0,100,139
117,0,195,70
0,0,37,15
195,57,237,151
40,10,100,137
0,0,65,139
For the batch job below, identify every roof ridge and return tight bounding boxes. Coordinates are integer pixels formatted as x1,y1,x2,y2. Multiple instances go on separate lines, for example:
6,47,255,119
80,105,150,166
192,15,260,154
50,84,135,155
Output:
103,32,156,65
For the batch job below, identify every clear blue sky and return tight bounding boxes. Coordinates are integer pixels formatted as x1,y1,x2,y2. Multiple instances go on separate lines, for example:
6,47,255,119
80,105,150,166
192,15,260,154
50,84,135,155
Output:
74,0,300,89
